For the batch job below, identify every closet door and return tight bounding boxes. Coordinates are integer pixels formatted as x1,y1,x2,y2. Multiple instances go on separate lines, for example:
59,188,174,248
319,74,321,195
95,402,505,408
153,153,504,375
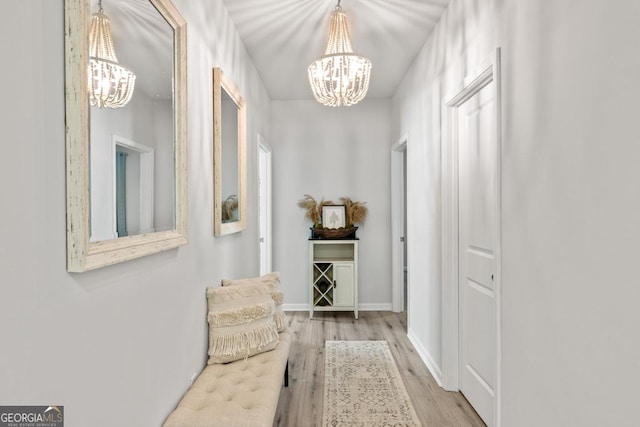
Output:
458,78,497,426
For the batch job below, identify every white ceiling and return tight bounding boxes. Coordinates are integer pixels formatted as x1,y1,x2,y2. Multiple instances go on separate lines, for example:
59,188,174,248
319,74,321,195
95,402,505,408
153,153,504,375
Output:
221,0,452,100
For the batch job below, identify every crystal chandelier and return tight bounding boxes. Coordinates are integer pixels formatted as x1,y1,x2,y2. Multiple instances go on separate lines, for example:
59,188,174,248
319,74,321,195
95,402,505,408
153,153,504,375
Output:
308,1,371,107
88,0,136,109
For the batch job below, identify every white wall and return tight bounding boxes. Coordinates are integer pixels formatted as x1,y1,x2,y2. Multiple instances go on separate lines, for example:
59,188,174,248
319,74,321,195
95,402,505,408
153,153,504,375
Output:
393,0,496,381
0,1,270,426
500,1,640,425
394,0,640,425
90,94,174,239
153,98,177,231
271,99,392,310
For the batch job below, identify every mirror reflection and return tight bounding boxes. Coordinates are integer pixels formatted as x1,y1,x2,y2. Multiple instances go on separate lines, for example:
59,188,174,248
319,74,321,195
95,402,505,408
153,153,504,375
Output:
88,0,175,242
213,68,246,236
221,89,239,223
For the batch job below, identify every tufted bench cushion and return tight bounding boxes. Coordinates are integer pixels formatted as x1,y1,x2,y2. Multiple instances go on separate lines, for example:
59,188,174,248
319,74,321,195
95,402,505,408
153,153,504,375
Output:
163,329,291,427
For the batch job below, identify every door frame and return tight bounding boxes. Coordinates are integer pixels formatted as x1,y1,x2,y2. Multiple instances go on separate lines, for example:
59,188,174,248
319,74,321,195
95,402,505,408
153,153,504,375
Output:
258,135,273,275
112,134,155,237
391,136,408,313
441,48,502,426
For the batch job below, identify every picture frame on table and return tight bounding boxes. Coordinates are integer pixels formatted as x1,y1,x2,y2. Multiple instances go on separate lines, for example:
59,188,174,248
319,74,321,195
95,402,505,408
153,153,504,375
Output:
322,205,346,229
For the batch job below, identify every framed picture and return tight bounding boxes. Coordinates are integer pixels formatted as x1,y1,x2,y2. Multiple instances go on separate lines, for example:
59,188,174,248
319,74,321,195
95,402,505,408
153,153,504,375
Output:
322,205,346,229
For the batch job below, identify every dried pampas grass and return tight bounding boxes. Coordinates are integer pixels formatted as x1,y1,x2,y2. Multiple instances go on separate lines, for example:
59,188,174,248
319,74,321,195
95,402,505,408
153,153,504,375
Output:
222,195,238,221
297,194,334,227
340,197,368,227
299,194,369,228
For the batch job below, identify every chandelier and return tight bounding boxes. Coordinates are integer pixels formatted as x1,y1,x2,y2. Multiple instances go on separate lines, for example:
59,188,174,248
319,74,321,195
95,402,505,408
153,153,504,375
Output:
308,1,371,107
88,0,136,109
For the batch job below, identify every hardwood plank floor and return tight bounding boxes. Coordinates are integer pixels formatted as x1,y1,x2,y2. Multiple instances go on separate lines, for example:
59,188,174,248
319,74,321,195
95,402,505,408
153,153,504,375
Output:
273,311,486,427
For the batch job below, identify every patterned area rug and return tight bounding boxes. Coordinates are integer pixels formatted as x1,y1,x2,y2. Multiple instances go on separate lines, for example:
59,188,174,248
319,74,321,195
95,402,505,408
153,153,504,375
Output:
323,340,422,427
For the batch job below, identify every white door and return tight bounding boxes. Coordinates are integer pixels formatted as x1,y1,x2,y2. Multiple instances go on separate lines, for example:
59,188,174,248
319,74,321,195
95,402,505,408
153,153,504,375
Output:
458,79,497,426
258,139,272,275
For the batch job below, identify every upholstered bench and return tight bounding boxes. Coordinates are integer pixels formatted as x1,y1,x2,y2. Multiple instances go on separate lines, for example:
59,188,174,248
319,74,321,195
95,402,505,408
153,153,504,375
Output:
164,272,290,427
163,330,290,427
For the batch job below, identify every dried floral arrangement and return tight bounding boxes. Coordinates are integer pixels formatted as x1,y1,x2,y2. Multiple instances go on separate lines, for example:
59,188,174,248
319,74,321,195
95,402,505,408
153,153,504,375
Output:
297,194,368,229
340,197,368,227
222,194,238,221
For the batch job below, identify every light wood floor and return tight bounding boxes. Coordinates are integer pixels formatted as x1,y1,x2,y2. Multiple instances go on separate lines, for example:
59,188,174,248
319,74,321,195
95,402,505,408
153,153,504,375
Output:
273,311,485,427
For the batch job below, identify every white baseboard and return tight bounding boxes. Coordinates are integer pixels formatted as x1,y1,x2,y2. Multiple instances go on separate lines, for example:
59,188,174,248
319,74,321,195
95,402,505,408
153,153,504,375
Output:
407,327,443,387
359,303,393,311
282,304,308,311
283,303,393,312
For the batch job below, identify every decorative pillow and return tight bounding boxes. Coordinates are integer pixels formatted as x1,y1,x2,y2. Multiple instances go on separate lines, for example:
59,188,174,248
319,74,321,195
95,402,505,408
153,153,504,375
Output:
221,271,280,288
218,272,287,332
207,293,279,364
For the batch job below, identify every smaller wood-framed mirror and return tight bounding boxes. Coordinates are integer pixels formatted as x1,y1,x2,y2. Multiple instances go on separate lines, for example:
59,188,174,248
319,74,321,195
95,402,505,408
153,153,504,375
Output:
213,68,247,236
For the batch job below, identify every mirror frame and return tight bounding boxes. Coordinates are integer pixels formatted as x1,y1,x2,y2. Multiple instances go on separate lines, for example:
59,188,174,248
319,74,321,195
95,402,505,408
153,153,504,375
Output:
213,68,247,236
65,0,188,272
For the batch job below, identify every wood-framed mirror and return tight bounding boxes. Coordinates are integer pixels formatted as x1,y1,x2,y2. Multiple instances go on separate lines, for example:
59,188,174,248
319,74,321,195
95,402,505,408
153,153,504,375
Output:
65,0,187,272
213,68,247,236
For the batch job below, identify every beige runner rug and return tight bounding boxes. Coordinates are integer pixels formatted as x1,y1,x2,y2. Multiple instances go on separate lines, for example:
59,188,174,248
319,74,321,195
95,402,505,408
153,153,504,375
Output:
323,340,422,427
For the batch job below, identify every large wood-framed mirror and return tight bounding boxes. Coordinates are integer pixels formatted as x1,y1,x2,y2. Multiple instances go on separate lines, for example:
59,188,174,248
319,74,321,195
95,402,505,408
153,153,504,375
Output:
65,0,187,272
213,68,247,236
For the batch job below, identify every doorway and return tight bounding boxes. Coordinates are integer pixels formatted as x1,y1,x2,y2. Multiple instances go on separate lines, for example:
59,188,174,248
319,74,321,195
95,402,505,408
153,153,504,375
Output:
112,135,154,238
258,135,272,275
441,49,502,427
391,138,408,314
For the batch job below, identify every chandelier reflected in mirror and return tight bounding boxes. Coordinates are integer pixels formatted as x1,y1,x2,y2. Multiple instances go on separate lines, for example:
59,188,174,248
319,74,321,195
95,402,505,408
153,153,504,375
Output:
308,1,371,107
88,0,136,109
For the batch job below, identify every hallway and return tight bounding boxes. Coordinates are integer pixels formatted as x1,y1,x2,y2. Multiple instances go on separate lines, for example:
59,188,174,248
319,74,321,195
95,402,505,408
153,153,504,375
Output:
274,311,485,427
